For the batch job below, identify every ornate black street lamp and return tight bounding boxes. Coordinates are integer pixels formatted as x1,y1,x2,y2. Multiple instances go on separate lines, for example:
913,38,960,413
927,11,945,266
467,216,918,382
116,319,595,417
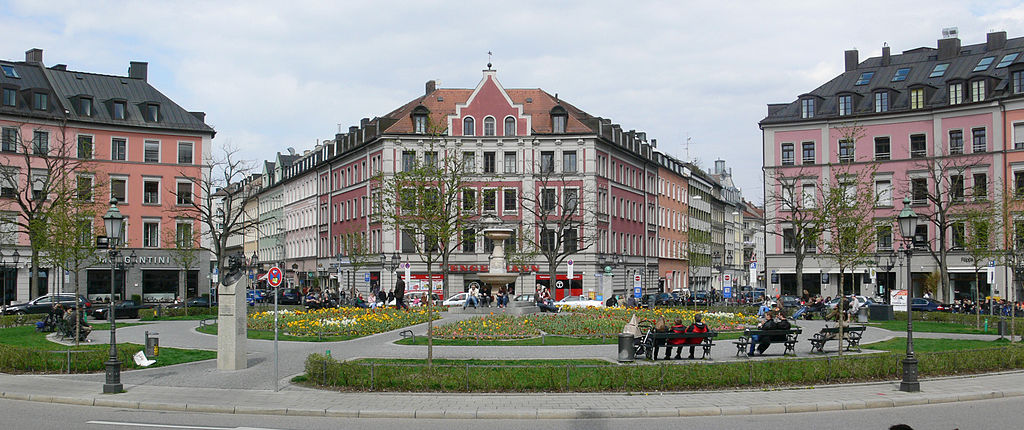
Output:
897,196,919,392
877,250,897,304
102,198,124,394
386,251,400,292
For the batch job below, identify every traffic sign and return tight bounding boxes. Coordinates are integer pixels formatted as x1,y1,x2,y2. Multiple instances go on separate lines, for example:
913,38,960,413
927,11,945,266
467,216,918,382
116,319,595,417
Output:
267,266,283,287
364,273,371,282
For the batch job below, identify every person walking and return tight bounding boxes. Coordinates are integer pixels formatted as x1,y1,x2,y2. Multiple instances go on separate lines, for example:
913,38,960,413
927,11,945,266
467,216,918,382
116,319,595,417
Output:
394,278,407,310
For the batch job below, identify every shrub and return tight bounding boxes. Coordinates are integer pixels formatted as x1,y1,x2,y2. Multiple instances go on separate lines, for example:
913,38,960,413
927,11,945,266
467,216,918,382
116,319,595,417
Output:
139,306,218,320
0,344,140,374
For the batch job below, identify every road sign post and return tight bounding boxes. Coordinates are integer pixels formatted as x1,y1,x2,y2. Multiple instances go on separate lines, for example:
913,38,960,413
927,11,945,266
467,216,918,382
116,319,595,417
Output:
266,265,282,392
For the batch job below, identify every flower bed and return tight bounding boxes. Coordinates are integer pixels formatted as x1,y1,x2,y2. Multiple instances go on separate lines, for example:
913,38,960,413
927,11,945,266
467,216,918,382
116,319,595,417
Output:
247,307,438,338
431,307,757,339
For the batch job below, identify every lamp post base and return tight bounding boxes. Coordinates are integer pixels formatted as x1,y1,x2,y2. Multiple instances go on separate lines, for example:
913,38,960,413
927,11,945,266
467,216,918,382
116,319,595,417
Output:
103,359,123,394
899,356,920,392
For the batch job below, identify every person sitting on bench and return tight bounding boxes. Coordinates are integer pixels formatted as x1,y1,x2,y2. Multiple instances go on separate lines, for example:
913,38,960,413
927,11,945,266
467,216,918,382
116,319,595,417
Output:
665,318,687,360
751,310,790,355
63,305,91,341
684,313,710,359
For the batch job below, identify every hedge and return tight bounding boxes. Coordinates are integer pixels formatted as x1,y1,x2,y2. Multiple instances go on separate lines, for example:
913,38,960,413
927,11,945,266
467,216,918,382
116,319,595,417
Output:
0,343,140,374
139,306,218,320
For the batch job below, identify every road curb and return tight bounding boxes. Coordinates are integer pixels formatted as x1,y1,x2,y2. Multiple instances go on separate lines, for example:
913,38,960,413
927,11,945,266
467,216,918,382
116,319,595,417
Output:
2,387,1023,419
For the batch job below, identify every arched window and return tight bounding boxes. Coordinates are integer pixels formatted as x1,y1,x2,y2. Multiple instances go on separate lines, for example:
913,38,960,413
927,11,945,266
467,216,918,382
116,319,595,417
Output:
411,105,429,134
483,117,495,136
463,117,475,136
550,106,567,133
504,116,516,136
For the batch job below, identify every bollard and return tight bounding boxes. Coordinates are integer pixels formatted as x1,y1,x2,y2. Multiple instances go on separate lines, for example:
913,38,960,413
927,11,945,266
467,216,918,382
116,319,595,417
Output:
145,331,159,357
985,319,989,333
617,333,635,362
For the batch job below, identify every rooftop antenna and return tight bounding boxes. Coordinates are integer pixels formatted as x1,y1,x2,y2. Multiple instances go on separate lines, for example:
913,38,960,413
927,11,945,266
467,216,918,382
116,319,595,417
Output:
487,51,493,70
685,134,692,163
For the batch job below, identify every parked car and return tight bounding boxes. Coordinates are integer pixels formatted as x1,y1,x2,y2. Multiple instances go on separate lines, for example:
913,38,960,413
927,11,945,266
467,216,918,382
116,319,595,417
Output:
690,291,710,306
911,297,950,312
442,292,468,307
2,294,91,315
90,300,153,320
555,295,604,308
276,288,301,305
246,289,268,306
779,295,802,309
168,296,217,308
653,293,680,306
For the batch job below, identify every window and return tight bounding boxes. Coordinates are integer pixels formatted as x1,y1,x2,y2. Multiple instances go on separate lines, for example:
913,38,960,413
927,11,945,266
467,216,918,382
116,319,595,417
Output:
462,189,476,211
838,95,852,116
563,228,578,252
801,184,815,208
973,56,996,72
930,63,949,77
79,98,92,116
175,222,193,248
801,142,815,164
402,151,415,172
1,128,16,152
801,98,814,118
911,178,927,204
551,110,567,133
541,229,556,252
1014,71,1024,94
949,130,963,154
463,117,475,136
503,188,517,212
176,182,192,205
177,142,193,164
77,135,93,159
950,175,964,202
482,189,496,211
32,93,47,110
1,88,14,107
877,226,893,250
143,180,159,204
504,117,515,136
781,143,794,165
874,137,890,160
483,151,496,173
483,117,495,136
892,68,911,82
998,53,1019,68
503,151,516,173
143,222,159,248
0,65,19,78
855,71,874,85
949,83,963,104
563,150,577,172
973,173,988,200
144,140,160,163
32,131,47,155
541,188,556,211
910,134,927,158
144,104,158,121
564,188,579,213
413,114,427,134
972,128,986,153
875,180,892,206
76,176,92,201
838,139,854,163
951,223,965,249
111,177,126,203
111,138,127,161
462,151,476,172
783,228,795,252
401,230,416,253
462,229,476,253
540,151,554,173
971,80,985,102
113,101,126,120
910,88,925,109
30,173,45,201
423,151,437,167
874,91,889,112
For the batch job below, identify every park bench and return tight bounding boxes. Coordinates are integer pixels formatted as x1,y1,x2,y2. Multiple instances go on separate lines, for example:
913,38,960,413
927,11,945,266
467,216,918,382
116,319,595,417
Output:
808,325,866,353
56,318,89,342
733,328,802,357
647,331,718,361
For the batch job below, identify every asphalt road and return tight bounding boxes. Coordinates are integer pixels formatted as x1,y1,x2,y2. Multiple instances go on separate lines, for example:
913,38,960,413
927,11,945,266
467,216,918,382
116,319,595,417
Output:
2,395,1020,429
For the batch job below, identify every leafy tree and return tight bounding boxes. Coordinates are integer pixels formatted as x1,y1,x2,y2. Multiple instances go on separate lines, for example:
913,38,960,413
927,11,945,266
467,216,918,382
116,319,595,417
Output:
957,199,997,329
164,220,200,314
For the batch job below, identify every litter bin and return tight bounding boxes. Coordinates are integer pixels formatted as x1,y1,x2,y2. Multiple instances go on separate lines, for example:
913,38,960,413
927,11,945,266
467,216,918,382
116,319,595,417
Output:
145,330,159,357
868,304,894,321
618,333,635,362
857,307,869,323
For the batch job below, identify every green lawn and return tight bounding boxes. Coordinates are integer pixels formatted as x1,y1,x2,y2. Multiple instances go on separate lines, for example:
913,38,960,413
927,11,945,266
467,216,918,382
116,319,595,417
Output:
868,320,1009,335
0,324,144,348
195,323,359,342
863,337,1012,353
394,331,746,346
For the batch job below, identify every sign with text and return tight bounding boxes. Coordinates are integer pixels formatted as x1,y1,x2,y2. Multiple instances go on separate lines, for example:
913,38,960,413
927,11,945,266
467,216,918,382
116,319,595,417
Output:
891,289,908,312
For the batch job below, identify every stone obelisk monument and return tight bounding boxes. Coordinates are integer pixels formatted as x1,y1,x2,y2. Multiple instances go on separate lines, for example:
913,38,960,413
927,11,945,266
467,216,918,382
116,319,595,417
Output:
217,254,247,370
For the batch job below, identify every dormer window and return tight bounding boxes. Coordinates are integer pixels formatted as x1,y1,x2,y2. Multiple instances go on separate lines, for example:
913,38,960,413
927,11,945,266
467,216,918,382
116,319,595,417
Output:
971,80,986,102
838,95,853,116
855,71,874,86
0,65,18,78
79,98,92,116
949,82,963,104
146,104,159,122
504,116,516,136
550,106,567,133
32,92,47,110
910,88,925,109
874,91,889,113
113,101,126,119
1013,70,1024,94
1,88,14,107
800,98,814,118
462,117,475,136
973,56,995,72
483,117,495,136
411,105,429,134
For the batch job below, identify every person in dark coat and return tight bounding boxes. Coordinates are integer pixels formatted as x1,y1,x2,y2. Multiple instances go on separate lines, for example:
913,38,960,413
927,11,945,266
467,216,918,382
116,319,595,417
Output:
394,278,407,310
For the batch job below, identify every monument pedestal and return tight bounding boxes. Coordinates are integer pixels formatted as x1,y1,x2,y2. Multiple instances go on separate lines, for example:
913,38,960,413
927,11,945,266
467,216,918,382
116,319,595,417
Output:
217,279,247,370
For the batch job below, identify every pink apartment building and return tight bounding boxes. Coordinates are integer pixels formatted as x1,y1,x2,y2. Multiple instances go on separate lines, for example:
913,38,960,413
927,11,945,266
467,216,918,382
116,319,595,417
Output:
0,49,214,305
762,31,1024,303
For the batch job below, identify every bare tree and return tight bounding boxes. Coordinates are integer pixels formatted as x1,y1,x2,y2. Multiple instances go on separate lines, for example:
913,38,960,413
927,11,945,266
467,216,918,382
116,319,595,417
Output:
337,228,375,300
0,120,93,300
957,196,997,329
763,166,822,298
164,220,200,315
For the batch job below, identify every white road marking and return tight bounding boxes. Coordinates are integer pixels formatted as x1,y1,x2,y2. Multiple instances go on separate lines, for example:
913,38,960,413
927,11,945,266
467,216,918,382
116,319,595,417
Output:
86,421,283,430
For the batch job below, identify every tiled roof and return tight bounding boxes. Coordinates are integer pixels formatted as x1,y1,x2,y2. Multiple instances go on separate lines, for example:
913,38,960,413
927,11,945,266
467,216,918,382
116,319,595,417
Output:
761,33,1024,125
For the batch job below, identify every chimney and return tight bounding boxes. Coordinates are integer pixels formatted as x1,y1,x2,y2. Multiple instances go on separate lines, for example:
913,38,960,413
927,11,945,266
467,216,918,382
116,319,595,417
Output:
938,37,961,60
24,48,43,65
360,117,370,127
844,49,859,72
128,61,148,81
881,45,891,66
425,80,436,95
987,31,1007,51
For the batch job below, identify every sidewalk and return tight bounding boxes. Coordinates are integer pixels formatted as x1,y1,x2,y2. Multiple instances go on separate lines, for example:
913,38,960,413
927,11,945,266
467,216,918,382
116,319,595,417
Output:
2,370,1022,419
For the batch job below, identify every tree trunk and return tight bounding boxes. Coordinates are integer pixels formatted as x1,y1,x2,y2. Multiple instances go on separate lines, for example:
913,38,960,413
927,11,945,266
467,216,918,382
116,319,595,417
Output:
74,267,81,347
426,261,433,368
837,267,845,357
795,254,804,299
31,250,40,299
975,269,981,329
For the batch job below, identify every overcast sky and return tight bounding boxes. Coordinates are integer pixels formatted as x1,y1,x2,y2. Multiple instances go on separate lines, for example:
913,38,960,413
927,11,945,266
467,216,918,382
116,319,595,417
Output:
4,0,1024,203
